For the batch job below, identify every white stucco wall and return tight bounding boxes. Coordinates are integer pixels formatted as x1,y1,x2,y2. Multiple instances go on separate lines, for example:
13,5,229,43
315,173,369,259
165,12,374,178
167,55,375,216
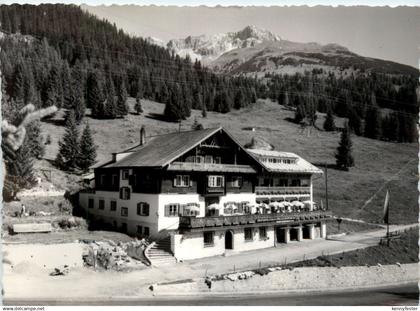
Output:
172,225,276,261
232,226,275,252
172,231,226,260
79,190,160,235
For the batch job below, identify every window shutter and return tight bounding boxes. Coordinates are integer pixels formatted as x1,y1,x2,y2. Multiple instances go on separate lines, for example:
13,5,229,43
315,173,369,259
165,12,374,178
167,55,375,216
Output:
128,175,134,186
144,204,149,216
137,204,141,215
164,205,169,217
119,188,123,199
179,204,185,216
238,203,243,213
127,189,131,200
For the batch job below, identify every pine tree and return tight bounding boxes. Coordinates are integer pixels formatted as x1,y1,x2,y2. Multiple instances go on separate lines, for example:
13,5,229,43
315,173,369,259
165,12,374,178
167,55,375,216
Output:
87,71,104,118
104,76,117,118
191,117,204,131
335,123,354,171
61,61,72,109
201,103,207,118
164,85,185,121
234,89,244,110
323,109,335,131
56,110,80,170
67,64,86,123
116,79,128,117
45,64,62,108
77,122,97,171
12,59,25,101
26,121,45,159
294,104,306,123
348,108,362,136
364,106,382,139
134,93,143,115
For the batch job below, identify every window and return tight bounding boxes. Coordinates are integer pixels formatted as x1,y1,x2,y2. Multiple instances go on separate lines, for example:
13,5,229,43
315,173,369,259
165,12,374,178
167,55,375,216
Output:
144,227,150,236
204,155,213,163
263,178,271,187
214,157,221,164
137,225,142,234
98,199,105,210
111,174,118,186
208,175,224,188
137,202,150,216
100,174,106,186
291,179,301,186
244,228,253,241
121,207,128,217
122,169,130,180
203,231,214,247
194,156,203,163
88,198,94,209
228,176,242,188
110,200,117,211
174,175,190,187
259,227,267,240
301,178,310,186
277,179,288,187
165,204,179,217
120,187,130,200
243,203,251,214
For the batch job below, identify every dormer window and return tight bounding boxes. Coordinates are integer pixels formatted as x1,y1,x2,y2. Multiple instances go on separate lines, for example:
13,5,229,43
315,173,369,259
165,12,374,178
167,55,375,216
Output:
122,169,130,180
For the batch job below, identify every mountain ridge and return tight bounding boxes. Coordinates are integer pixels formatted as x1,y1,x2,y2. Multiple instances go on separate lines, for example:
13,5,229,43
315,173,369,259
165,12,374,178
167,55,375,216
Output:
154,25,417,76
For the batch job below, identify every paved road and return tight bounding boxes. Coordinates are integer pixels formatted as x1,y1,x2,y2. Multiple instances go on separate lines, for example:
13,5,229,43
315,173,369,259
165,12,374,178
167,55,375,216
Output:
4,284,418,306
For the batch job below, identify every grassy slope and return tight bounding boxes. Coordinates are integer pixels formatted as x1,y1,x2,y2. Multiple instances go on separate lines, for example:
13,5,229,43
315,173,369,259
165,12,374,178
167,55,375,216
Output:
39,98,418,225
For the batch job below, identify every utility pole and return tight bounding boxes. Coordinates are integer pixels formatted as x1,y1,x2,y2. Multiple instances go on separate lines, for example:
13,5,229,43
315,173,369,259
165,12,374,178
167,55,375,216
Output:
324,163,329,211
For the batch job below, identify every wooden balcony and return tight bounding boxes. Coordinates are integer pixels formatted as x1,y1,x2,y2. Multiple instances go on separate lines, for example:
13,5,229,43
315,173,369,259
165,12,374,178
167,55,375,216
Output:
168,162,256,173
255,186,310,196
179,210,331,231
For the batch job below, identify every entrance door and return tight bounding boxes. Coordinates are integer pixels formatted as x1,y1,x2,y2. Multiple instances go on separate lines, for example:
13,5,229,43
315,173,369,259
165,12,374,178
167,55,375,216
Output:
276,227,285,243
225,230,233,249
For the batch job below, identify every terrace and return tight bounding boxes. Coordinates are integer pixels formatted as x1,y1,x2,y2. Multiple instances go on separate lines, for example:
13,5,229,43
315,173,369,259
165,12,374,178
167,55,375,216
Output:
179,210,331,231
255,186,311,197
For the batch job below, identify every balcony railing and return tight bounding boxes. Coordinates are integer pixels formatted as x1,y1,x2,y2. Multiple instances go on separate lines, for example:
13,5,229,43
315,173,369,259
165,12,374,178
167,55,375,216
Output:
179,210,331,230
255,186,310,196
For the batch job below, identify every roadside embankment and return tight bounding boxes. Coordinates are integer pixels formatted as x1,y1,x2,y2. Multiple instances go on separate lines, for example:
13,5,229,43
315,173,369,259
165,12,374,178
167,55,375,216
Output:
151,263,419,296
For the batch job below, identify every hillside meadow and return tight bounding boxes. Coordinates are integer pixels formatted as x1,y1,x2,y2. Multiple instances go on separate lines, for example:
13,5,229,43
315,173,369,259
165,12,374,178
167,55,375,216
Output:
38,99,418,225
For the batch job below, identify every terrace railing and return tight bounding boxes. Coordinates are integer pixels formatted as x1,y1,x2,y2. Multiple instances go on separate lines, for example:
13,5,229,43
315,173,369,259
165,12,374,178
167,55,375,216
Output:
255,186,311,196
179,210,331,230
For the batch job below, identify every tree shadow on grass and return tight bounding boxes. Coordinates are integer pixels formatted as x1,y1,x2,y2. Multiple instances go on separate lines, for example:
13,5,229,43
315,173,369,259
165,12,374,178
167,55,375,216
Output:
145,113,180,123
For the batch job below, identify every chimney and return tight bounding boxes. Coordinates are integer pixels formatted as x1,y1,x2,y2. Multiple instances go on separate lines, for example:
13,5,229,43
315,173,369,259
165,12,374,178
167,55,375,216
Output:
140,126,146,145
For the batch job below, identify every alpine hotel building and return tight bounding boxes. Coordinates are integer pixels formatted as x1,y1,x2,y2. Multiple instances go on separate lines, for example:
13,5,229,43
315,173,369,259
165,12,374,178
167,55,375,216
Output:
79,127,331,261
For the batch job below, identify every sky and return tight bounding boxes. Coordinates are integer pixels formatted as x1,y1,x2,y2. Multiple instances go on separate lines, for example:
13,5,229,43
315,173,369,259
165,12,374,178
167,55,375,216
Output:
2,1,420,6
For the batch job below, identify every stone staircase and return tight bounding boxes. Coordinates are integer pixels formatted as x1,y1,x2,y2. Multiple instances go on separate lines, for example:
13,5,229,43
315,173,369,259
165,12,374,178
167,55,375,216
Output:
145,237,177,266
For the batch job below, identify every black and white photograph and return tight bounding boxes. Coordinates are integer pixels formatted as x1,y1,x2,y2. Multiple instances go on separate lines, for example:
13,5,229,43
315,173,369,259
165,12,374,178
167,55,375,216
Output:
0,0,419,307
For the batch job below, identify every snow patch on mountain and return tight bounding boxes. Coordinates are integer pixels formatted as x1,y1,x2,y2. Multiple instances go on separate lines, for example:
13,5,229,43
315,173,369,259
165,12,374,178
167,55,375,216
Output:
166,25,281,64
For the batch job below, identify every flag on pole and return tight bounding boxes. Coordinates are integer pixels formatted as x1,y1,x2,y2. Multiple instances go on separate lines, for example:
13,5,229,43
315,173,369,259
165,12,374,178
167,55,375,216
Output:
383,190,390,224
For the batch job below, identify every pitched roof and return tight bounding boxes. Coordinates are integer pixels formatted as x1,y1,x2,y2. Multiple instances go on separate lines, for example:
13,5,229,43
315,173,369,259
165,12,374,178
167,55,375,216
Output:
247,149,323,174
105,128,223,168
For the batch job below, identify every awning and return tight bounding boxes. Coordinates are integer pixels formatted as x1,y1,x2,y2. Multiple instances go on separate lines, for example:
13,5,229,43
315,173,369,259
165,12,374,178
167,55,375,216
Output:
187,205,200,212
207,203,221,210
